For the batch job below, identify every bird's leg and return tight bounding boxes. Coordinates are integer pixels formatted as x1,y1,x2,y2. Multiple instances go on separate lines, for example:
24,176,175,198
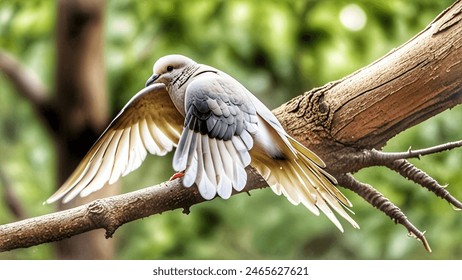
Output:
169,171,185,181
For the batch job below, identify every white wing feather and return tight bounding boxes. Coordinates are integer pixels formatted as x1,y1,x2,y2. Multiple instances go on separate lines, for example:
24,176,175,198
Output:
46,84,183,204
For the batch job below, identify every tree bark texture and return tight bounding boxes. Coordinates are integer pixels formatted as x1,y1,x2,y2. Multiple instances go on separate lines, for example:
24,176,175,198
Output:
1,1,462,253
0,168,266,252
273,1,462,175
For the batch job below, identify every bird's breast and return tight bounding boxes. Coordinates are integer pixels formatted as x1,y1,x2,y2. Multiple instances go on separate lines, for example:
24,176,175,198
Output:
167,87,187,117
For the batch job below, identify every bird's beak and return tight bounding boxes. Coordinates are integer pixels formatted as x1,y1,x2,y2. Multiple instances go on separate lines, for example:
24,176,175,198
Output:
145,74,160,87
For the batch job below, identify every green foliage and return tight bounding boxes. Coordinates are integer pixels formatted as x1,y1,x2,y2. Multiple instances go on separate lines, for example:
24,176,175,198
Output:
0,0,460,259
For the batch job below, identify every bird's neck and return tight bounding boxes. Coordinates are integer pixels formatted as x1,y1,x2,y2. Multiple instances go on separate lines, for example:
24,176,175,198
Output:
168,63,220,116
166,64,196,116
170,63,200,92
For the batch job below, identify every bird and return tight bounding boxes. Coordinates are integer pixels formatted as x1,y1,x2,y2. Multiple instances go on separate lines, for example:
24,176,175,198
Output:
46,54,359,231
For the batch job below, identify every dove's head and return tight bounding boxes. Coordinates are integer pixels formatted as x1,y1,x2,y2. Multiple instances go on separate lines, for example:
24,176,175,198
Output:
145,55,196,88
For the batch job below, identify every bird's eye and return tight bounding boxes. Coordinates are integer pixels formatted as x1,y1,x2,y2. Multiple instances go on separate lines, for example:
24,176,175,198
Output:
166,65,174,72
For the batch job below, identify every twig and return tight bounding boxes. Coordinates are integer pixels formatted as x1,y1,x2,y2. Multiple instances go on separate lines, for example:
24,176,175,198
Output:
358,141,462,209
365,140,462,164
385,159,462,210
337,173,432,252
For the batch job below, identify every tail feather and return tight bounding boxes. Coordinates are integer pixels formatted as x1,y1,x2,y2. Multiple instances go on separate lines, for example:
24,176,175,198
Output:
296,154,352,208
250,116,359,230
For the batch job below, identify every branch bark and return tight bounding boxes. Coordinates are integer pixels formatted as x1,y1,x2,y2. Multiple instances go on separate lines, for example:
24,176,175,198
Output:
0,168,266,252
1,0,462,252
273,0,462,167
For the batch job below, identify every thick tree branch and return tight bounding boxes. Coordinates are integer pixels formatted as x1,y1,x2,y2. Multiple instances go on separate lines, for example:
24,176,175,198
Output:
273,0,462,161
1,1,462,253
270,0,462,250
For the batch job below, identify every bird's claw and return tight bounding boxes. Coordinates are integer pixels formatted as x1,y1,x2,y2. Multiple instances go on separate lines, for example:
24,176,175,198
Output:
169,171,185,181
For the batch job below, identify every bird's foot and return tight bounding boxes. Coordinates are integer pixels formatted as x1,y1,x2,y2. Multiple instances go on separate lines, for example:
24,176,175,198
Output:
169,171,185,181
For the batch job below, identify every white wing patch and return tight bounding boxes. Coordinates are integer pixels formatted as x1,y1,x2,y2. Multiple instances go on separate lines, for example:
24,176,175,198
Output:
46,84,183,204
55,120,179,204
174,129,251,200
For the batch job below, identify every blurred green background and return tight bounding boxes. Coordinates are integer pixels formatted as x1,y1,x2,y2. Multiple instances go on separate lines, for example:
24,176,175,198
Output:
1,0,461,259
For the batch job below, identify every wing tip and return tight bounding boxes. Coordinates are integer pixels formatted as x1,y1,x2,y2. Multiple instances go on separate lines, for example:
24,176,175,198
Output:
43,197,57,205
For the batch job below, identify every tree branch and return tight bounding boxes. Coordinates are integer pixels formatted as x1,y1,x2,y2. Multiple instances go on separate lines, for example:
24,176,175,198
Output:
366,140,462,163
273,0,462,159
0,167,266,252
386,159,462,210
337,173,432,252
269,0,462,251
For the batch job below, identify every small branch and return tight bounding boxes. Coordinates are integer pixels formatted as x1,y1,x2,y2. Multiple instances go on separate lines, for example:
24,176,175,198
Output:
0,50,58,135
0,50,48,106
356,141,462,209
337,174,432,252
386,159,462,210
0,167,267,252
364,140,462,164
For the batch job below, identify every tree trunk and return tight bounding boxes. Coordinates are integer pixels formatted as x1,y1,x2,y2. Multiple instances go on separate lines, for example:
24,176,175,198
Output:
55,0,116,260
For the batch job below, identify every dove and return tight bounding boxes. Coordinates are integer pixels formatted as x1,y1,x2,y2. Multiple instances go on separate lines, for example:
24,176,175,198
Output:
46,54,359,231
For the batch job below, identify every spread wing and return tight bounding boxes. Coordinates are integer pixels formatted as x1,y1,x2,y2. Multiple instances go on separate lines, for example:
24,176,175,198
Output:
46,83,183,204
173,73,259,200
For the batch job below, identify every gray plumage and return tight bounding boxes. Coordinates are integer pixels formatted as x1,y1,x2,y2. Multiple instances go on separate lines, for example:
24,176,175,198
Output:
171,72,258,199
47,54,359,231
